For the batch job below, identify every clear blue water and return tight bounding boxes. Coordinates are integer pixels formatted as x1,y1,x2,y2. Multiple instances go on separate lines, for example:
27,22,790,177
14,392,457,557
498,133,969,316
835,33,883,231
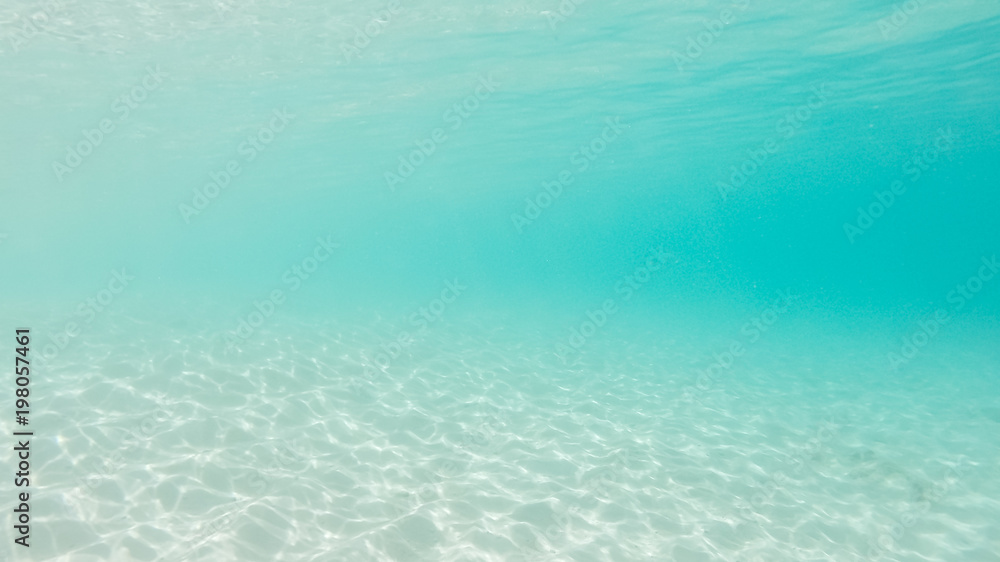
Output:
1,1,999,560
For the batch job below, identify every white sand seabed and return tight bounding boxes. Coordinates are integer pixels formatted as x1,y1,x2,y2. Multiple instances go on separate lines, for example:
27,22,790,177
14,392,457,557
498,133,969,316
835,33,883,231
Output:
1,311,998,562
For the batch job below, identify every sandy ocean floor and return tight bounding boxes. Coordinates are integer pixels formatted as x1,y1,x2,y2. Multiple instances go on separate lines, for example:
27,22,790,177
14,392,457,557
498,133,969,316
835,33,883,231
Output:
2,308,997,562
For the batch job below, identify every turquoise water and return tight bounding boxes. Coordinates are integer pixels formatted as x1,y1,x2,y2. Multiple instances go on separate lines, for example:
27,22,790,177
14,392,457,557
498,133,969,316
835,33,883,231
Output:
2,0,999,560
